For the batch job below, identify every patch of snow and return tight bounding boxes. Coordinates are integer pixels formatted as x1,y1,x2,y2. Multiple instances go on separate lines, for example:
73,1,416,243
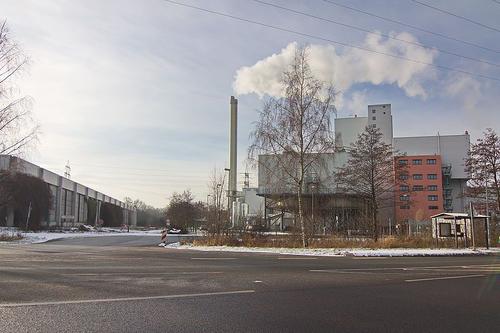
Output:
0,227,164,244
164,244,499,257
165,242,181,248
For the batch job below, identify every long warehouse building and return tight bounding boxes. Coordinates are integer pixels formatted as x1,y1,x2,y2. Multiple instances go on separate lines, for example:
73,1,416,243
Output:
0,155,137,228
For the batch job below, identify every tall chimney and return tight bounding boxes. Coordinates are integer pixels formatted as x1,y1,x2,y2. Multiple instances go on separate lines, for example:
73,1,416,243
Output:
229,96,238,208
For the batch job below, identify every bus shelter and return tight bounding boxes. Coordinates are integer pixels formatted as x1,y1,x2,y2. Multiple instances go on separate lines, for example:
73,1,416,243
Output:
431,212,490,248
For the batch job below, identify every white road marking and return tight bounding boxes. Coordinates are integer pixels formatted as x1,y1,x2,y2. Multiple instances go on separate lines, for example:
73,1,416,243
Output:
352,257,388,260
0,290,256,308
309,270,374,275
310,264,498,272
253,280,263,283
63,271,223,276
405,275,485,283
277,257,317,260
191,258,237,260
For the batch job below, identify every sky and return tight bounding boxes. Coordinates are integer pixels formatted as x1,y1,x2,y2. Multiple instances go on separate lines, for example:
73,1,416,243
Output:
1,0,500,207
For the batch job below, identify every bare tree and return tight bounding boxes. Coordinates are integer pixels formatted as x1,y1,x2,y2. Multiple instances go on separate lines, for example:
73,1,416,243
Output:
466,129,500,245
335,126,407,241
206,168,227,235
249,47,336,247
466,128,500,214
0,20,38,156
166,190,201,232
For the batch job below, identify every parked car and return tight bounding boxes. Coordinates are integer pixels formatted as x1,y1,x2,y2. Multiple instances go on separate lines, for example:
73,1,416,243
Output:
167,228,181,234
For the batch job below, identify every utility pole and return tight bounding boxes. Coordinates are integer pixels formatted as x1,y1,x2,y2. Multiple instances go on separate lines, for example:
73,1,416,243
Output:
484,161,491,249
470,202,475,249
64,161,71,179
25,202,32,232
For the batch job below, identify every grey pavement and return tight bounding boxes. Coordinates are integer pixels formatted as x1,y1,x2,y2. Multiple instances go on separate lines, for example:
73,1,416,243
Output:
0,236,498,332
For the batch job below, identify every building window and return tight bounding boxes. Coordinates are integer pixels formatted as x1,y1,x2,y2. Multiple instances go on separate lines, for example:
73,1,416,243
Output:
400,185,409,192
372,116,376,121
412,185,424,191
412,159,422,165
439,223,452,237
428,185,438,191
65,190,73,216
428,205,439,210
372,110,376,113
398,159,408,165
427,174,438,180
428,195,438,201
400,205,410,210
427,159,436,165
413,174,423,180
400,195,410,201
48,185,57,222
399,174,408,180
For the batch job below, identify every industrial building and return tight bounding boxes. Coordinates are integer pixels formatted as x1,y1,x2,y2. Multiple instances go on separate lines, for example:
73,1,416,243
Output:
256,104,470,232
0,155,137,229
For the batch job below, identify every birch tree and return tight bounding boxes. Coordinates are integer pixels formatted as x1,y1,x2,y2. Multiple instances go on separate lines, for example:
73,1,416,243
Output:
248,47,336,247
0,20,38,156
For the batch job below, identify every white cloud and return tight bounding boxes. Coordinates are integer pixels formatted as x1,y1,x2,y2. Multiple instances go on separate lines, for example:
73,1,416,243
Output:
233,32,438,102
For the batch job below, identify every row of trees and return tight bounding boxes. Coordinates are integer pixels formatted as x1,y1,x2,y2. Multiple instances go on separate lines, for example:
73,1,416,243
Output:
125,192,205,231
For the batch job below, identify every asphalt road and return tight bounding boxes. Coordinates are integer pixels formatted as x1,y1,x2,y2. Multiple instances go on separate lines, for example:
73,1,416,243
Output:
0,236,498,333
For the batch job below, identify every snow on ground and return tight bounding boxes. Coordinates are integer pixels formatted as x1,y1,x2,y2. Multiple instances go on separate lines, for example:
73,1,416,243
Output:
0,227,163,244
164,243,500,257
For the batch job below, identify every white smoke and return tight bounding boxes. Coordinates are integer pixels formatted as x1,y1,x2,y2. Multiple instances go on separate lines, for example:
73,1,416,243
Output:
444,74,481,112
233,32,438,101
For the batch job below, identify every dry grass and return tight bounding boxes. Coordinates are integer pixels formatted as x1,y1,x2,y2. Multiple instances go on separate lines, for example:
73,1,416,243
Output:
192,233,457,249
0,232,23,242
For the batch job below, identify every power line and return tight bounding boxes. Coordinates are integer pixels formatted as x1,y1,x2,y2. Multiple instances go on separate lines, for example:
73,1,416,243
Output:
252,0,500,68
39,161,208,175
322,0,500,54
162,0,500,82
410,0,500,33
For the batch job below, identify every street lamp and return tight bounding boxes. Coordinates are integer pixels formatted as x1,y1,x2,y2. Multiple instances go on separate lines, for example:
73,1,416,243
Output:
216,184,222,225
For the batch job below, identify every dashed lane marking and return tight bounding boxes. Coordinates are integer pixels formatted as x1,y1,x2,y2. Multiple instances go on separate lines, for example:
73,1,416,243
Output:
405,274,485,283
63,271,224,276
191,258,237,260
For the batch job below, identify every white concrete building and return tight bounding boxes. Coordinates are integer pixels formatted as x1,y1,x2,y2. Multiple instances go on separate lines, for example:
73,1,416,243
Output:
0,155,136,229
257,104,471,230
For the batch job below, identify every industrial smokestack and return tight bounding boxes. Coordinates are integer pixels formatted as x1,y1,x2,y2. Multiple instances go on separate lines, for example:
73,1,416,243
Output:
229,96,238,210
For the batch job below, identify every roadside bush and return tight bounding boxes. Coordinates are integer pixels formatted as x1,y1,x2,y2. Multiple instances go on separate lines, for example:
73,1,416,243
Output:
0,231,23,241
192,234,457,249
0,171,52,230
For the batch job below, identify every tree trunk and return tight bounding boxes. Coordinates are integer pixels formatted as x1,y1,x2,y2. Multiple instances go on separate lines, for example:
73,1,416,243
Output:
297,186,307,248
